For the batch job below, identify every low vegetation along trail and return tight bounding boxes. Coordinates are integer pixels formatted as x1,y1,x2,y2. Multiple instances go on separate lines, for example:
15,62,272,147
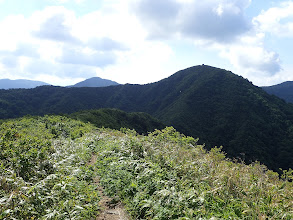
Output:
89,154,130,220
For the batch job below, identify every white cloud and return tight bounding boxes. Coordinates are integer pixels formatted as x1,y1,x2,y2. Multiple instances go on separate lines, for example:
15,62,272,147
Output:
0,2,174,85
220,44,281,76
132,0,252,42
253,1,293,37
98,41,174,84
130,0,289,86
0,15,29,51
34,13,80,43
71,3,147,47
218,1,293,85
189,1,293,86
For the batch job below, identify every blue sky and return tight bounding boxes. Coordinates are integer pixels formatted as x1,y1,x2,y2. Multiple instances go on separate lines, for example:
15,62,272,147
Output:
0,0,293,86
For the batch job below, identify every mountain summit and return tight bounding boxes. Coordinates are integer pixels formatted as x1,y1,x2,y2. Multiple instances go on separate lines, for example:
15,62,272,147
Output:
0,65,293,171
70,77,119,88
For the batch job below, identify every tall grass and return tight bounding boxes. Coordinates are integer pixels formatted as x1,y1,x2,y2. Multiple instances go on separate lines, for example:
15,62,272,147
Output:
94,127,293,219
1,116,292,219
0,116,100,219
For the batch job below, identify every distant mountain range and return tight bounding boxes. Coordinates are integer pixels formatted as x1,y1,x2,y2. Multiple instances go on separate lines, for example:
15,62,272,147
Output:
70,77,119,87
0,77,119,89
0,65,293,172
262,81,293,103
0,79,49,89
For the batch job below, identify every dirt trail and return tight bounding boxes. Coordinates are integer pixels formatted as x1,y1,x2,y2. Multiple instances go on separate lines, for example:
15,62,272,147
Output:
89,155,130,220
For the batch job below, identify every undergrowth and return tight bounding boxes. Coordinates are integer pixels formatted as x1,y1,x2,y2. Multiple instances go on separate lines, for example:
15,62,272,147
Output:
94,127,293,219
1,116,293,219
0,116,100,219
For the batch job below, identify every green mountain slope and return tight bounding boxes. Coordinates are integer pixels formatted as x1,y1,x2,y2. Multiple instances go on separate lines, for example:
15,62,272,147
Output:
0,65,293,171
69,108,165,134
263,81,293,103
147,66,293,171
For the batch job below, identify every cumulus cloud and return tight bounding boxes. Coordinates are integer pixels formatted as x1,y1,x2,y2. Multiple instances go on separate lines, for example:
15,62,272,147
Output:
179,0,251,42
0,2,169,85
0,5,128,84
133,0,180,39
33,13,80,43
253,1,293,37
132,0,281,80
216,1,293,81
132,0,252,42
220,44,281,76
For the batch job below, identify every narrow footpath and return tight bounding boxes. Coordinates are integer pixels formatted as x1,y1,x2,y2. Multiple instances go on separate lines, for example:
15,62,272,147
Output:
89,155,130,220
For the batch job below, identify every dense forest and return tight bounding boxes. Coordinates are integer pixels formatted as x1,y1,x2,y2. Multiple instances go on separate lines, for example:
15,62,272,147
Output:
1,115,292,219
69,108,165,134
0,65,293,172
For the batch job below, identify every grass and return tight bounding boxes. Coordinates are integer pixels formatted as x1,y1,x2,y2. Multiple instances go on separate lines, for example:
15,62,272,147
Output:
1,116,293,219
93,127,293,219
0,116,100,219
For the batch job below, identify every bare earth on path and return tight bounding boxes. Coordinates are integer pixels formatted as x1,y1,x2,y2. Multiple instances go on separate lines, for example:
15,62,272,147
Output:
89,154,130,220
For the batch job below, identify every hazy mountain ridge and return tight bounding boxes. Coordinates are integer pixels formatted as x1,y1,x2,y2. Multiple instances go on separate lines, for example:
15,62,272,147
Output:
0,65,293,171
262,81,293,103
0,76,119,90
0,79,49,89
69,77,119,87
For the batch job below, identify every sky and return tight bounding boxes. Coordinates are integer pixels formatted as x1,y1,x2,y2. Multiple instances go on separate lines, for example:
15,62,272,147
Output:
0,0,293,86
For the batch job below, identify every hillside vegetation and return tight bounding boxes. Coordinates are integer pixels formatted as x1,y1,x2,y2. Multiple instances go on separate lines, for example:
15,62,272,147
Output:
1,115,293,219
69,108,165,134
0,116,100,219
1,65,293,172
